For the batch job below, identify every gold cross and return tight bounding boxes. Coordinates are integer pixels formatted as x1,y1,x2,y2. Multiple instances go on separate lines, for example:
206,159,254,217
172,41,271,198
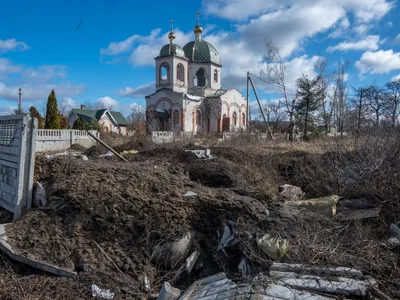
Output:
196,11,200,25
170,20,174,31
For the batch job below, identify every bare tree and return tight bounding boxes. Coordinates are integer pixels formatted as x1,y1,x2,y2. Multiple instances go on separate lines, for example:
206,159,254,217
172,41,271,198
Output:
365,85,385,127
384,80,400,128
331,61,349,136
315,58,331,134
262,39,295,140
129,103,145,125
263,100,283,134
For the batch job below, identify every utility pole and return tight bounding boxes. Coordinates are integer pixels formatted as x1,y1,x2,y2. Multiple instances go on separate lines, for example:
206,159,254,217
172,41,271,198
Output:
18,87,22,114
248,75,274,141
246,71,250,132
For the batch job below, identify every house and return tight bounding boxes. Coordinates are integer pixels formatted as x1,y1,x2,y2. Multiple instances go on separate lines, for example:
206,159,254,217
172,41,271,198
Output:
68,105,130,135
145,18,247,133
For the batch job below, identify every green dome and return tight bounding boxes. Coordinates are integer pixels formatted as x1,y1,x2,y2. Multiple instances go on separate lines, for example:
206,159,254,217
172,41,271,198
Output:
183,40,220,65
159,44,186,58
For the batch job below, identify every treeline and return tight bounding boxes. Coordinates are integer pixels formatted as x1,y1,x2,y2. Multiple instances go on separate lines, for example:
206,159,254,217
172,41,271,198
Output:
27,89,100,131
262,40,400,140
29,89,69,129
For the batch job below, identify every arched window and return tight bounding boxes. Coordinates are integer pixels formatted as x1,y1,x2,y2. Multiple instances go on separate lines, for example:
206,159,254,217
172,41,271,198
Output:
160,63,169,81
195,68,206,87
214,69,218,82
232,111,237,126
242,112,246,126
173,109,180,125
177,64,184,82
196,110,201,124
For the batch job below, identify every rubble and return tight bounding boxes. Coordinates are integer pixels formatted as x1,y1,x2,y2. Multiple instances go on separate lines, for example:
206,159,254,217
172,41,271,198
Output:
158,282,181,300
278,184,304,201
91,284,115,299
0,146,398,298
176,263,376,299
185,149,213,159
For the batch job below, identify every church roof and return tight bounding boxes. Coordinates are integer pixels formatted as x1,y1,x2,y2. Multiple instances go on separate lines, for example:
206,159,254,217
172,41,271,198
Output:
159,43,186,58
183,40,220,65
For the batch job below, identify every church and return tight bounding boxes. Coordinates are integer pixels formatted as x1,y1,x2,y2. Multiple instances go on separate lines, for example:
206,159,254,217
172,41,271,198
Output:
145,17,247,133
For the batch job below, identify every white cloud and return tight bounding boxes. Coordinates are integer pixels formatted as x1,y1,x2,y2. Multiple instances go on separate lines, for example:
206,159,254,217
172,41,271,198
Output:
0,82,85,102
353,24,372,36
100,35,140,55
129,29,192,66
328,17,350,38
391,74,400,81
327,35,380,52
22,65,67,82
0,38,29,53
203,0,393,23
394,34,400,43
60,97,77,113
101,28,193,66
203,0,283,21
356,49,400,74
119,81,155,98
96,96,118,109
237,3,345,57
0,58,23,78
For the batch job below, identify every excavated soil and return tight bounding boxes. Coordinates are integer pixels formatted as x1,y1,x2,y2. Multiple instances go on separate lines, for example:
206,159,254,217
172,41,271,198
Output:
3,148,273,299
2,145,400,299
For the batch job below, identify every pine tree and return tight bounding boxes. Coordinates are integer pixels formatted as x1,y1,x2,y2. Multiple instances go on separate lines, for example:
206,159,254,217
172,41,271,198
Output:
44,89,60,129
72,116,86,130
294,74,324,140
29,106,45,128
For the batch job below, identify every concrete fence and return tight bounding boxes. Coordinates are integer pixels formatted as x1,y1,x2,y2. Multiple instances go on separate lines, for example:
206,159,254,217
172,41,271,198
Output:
36,129,100,152
152,131,174,144
0,115,37,220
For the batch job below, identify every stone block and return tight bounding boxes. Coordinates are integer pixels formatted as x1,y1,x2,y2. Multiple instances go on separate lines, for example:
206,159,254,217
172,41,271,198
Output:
264,285,293,299
205,283,236,296
194,294,218,300
278,277,368,296
157,282,181,300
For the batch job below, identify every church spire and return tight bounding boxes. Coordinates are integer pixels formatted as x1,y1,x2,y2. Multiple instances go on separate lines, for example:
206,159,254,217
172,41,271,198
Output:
168,20,176,45
194,12,203,41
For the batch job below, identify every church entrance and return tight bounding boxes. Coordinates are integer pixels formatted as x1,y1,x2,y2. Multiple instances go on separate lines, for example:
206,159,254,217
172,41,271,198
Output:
222,114,230,132
196,110,202,133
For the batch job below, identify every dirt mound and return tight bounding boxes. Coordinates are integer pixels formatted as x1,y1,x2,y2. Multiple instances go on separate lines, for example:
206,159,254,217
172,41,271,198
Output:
188,159,240,188
84,145,108,158
68,144,87,151
6,156,269,298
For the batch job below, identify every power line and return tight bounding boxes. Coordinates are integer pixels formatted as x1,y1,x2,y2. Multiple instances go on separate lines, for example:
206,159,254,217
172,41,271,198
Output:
248,72,367,98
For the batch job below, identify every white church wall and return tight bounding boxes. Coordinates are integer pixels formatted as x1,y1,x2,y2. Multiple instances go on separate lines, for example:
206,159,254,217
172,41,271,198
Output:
182,99,200,132
210,65,221,90
188,62,212,89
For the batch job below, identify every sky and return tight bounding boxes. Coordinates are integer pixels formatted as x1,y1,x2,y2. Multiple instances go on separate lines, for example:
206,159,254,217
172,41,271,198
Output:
0,0,399,117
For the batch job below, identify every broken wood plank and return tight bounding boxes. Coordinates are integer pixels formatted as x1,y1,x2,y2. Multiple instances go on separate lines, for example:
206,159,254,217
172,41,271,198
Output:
87,131,128,162
0,224,76,277
336,207,380,221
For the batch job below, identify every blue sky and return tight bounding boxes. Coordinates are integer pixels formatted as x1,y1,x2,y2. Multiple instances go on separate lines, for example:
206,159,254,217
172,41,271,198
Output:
0,0,400,117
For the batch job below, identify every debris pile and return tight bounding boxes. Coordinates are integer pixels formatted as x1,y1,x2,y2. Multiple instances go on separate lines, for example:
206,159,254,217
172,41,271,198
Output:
0,146,398,299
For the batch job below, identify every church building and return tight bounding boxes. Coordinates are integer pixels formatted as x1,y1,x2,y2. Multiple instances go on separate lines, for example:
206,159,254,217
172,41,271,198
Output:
145,17,247,133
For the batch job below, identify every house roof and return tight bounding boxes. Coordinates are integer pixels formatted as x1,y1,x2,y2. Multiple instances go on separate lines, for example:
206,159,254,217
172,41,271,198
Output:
71,109,129,126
